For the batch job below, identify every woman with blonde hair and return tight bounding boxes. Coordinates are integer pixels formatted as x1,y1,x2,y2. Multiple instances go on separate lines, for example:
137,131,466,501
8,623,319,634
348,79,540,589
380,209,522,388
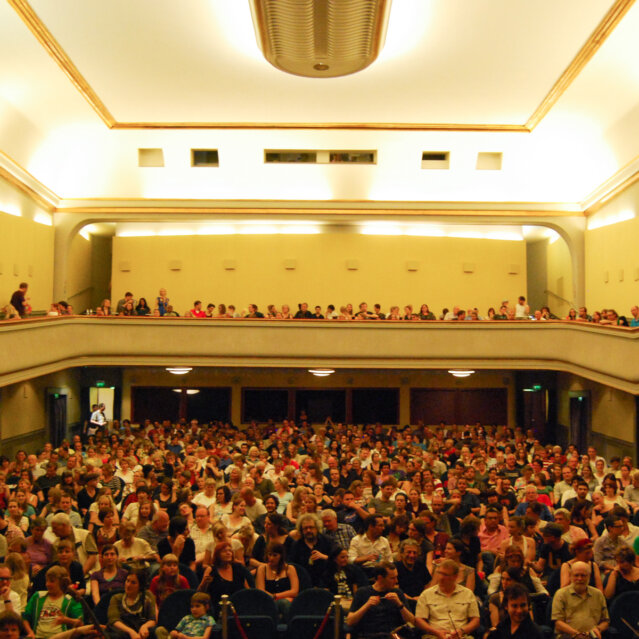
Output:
149,553,189,607
285,486,309,525
220,495,251,536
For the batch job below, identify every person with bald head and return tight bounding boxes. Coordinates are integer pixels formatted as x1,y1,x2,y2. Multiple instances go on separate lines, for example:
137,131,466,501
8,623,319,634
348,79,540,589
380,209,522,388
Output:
552,561,609,639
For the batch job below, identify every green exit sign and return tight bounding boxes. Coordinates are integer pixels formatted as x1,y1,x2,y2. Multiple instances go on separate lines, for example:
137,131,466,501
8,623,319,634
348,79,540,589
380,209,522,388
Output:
96,381,106,387
532,384,542,390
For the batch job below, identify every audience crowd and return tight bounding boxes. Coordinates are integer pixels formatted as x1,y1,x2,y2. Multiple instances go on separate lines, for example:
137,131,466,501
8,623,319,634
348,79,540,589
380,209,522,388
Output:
5,283,639,327
1,414,639,637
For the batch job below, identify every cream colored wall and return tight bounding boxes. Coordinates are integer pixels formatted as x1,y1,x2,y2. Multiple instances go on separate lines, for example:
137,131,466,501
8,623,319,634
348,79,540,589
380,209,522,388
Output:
121,367,515,426
112,234,526,316
0,368,81,439
586,180,639,314
66,232,93,313
546,237,574,318
556,372,636,444
0,177,54,312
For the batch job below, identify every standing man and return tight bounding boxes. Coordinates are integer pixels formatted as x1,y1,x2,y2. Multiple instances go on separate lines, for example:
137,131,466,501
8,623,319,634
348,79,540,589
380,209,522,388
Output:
9,282,29,318
88,403,106,438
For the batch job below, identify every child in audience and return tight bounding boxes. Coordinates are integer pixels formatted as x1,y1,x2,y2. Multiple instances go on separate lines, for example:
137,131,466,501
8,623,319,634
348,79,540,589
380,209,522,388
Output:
168,593,215,639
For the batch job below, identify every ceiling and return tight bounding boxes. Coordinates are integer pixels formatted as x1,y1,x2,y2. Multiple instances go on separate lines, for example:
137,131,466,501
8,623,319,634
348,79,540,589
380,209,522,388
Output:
1,0,639,213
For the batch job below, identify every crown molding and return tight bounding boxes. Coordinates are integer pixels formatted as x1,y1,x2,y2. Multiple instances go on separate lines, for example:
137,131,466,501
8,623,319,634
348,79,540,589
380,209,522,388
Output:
582,154,639,214
0,150,59,210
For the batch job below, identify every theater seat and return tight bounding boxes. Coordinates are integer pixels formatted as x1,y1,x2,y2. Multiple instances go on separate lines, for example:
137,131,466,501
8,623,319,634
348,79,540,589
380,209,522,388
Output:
287,588,336,639
157,589,196,631
228,588,281,639
609,591,639,638
93,589,125,625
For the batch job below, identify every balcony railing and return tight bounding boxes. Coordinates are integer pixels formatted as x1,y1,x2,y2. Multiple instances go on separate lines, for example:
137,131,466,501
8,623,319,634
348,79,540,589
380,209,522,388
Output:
1,316,638,392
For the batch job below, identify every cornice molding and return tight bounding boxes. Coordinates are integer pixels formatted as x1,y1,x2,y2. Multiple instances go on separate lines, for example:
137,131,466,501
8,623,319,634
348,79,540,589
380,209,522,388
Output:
582,154,639,214
0,150,59,210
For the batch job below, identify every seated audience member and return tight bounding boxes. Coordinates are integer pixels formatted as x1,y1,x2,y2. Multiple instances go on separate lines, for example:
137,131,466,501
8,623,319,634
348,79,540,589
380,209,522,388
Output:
593,514,632,573
198,542,251,614
108,570,157,639
499,516,536,566
487,583,544,639
513,485,553,521
553,508,588,545
322,547,360,607
255,542,299,621
23,566,84,639
114,521,158,566
157,516,196,571
0,565,21,615
137,511,170,554
478,506,509,558
320,509,356,551
165,592,215,639
90,544,129,605
150,554,190,608
348,515,393,576
603,546,639,600
393,539,431,605
559,538,603,593
346,562,414,639
488,547,547,597
46,540,86,596
2,554,28,610
532,523,572,585
25,517,53,576
0,612,25,639
288,514,335,586
415,559,480,639
44,513,98,575
551,561,609,639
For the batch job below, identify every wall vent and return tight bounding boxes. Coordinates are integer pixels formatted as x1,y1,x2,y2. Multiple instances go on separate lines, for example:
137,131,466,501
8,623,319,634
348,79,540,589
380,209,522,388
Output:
138,148,164,167
191,149,219,167
265,150,317,163
476,152,502,170
421,151,450,169
265,150,376,164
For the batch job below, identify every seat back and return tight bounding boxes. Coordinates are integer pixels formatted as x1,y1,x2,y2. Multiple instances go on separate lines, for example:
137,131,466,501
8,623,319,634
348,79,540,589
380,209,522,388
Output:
230,588,278,624
158,589,196,631
290,563,313,592
288,588,334,618
610,591,639,639
178,563,199,589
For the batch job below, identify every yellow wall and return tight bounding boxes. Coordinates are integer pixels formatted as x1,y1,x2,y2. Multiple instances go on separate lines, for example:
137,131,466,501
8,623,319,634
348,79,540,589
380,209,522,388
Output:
0,177,54,312
112,234,526,316
0,368,82,439
546,237,574,318
66,232,93,313
556,372,636,443
586,180,639,314
122,367,516,426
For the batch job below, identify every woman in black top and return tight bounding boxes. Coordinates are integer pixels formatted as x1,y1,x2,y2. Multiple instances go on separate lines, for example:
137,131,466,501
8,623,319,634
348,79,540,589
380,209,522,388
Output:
157,516,196,570
255,542,299,621
199,542,251,616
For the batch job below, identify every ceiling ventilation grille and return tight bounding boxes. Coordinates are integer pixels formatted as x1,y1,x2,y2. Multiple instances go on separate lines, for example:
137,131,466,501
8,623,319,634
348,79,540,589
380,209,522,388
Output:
265,150,376,164
421,152,450,170
191,149,219,167
476,152,503,170
250,0,392,78
138,148,164,167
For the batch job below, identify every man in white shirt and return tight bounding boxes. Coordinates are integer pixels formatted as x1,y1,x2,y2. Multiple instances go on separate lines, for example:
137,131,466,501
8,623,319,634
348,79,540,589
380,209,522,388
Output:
0,565,21,614
348,515,392,574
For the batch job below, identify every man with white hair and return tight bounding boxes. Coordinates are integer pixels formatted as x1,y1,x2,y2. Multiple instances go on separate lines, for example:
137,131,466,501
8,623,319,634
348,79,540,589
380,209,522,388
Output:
43,513,98,574
552,561,609,638
514,485,553,521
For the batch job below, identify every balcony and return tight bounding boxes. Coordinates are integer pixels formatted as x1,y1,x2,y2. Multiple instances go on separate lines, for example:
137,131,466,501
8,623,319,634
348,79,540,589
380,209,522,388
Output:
1,317,638,393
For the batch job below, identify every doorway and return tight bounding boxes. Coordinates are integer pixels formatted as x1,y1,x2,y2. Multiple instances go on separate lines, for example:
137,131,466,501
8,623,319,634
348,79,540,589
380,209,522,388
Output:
569,394,589,452
48,393,67,447
89,387,115,422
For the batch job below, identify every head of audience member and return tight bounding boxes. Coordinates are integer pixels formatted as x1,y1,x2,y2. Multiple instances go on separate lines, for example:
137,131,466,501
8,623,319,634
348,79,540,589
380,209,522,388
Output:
434,558,460,594
570,561,591,594
0,612,24,639
297,513,322,544
372,561,399,591
541,523,564,549
320,509,339,533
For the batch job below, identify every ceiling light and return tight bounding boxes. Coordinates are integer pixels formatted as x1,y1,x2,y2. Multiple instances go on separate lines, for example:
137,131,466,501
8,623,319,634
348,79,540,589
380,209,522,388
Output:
448,370,475,378
166,367,192,375
308,368,335,377
249,0,392,78
172,389,200,395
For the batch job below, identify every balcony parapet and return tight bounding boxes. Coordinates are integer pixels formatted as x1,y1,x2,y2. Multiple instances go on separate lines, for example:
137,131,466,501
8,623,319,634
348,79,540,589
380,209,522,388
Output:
1,317,638,393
